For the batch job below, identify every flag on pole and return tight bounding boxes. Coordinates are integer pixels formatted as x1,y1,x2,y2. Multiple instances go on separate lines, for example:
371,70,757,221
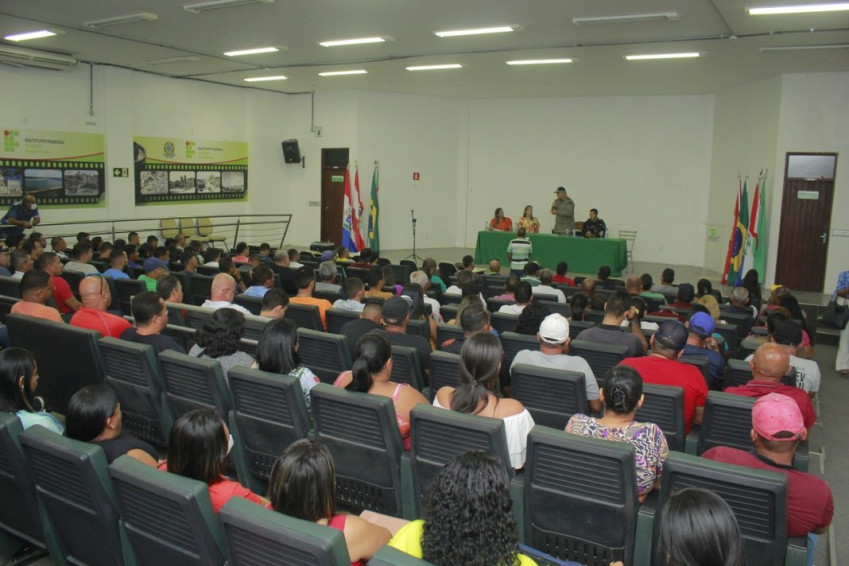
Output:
729,179,750,285
341,167,359,253
368,163,380,255
743,178,765,282
752,176,767,280
352,166,366,250
721,181,741,285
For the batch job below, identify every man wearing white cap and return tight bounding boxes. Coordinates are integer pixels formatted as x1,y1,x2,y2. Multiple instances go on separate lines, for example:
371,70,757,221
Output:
510,313,601,412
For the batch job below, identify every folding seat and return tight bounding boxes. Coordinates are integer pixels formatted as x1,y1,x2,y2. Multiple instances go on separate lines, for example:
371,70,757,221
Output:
584,309,605,323
240,313,271,341
399,259,418,272
311,384,405,517
233,293,262,316
720,310,753,334
561,286,584,300
109,455,227,565
171,271,193,306
297,328,353,383
434,323,463,347
567,320,594,341
567,340,629,388
439,303,459,321
437,262,456,282
633,383,686,452
490,312,519,334
0,294,20,323
182,303,214,330
428,351,460,402
89,260,108,274
19,426,134,566
313,289,341,303
227,366,311,494
127,265,144,280
326,308,359,334
725,358,754,388
536,299,570,317
500,331,539,368
100,337,171,448
0,275,22,298
196,265,220,277
521,427,639,565
739,336,760,360
483,274,506,289
60,270,84,300
368,545,435,565
220,498,351,566
715,322,740,354
115,279,147,316
189,274,214,305
390,264,410,284
390,345,424,392
6,314,106,413
345,267,370,281
679,355,711,387
511,364,587,429
486,297,515,312
158,350,232,421
284,302,323,331
406,318,430,341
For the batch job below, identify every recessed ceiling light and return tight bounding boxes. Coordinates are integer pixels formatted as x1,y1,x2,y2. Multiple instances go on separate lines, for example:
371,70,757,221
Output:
184,0,274,13
760,43,849,51
319,37,388,47
406,64,463,71
318,69,368,76
625,52,701,60
507,58,573,65
748,2,849,14
434,26,516,38
145,56,202,65
84,12,158,28
224,46,280,57
4,30,58,42
244,75,287,82
573,12,679,25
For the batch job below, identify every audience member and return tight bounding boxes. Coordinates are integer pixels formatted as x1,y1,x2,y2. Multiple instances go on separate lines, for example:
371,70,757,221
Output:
289,268,332,330
138,257,167,292
65,242,99,274
382,265,403,296
10,249,33,279
36,251,81,314
421,257,446,293
0,348,62,433
445,269,473,298
259,288,288,318
188,308,254,375
243,265,274,298
11,270,63,323
681,312,725,388
514,302,549,336
70,275,132,338
668,282,695,311
493,272,520,301
232,242,249,263
287,248,304,269
333,277,366,312
580,277,596,298
375,297,431,378
201,273,252,315
315,261,342,294
363,267,393,301
340,303,382,352
103,249,130,280
487,259,501,274
754,320,821,397
51,236,69,260
777,294,815,358
651,268,676,293
596,265,615,290
270,249,298,295
410,270,441,319
254,318,320,410
576,291,647,356
553,261,575,286
569,293,588,322
725,286,755,337
639,273,667,309
498,281,532,315
180,248,199,274
156,274,184,303
0,249,10,277
532,269,566,303
521,262,541,287
120,291,185,354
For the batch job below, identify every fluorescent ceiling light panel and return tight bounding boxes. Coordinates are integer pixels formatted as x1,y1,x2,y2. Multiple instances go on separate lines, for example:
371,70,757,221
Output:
84,12,158,28
244,75,287,82
318,69,368,76
224,46,279,56
319,37,387,47
406,64,462,71
145,55,202,65
625,52,700,60
507,58,573,65
184,0,274,13
573,12,678,25
760,43,849,50
4,30,57,42
748,2,849,14
434,26,515,37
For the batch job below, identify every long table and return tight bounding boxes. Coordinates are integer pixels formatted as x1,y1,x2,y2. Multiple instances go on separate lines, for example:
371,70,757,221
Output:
474,231,628,276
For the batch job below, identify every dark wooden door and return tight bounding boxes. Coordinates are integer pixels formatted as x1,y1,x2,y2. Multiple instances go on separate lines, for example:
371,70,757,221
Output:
774,155,836,292
320,168,344,245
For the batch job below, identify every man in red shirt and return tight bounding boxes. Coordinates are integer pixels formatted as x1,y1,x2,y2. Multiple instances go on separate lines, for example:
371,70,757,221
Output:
552,261,575,286
70,275,131,338
619,320,708,434
702,394,833,539
724,343,816,430
36,252,81,315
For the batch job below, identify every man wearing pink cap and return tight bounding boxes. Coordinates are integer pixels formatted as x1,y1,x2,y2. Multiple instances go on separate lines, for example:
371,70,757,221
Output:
702,393,833,538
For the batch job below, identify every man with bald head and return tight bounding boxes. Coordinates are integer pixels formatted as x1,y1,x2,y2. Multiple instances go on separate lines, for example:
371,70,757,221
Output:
70,275,132,337
201,273,251,315
725,342,816,430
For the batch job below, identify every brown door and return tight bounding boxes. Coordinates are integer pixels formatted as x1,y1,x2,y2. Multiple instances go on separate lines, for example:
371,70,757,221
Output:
774,153,837,292
320,148,349,245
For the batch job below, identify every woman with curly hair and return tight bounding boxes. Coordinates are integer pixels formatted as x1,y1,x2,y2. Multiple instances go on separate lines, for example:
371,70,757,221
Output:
268,439,390,565
0,347,62,433
389,450,535,565
188,308,254,375
433,332,534,468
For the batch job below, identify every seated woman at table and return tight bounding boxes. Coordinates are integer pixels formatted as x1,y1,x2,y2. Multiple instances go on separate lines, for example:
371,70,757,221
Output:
517,205,540,234
489,207,513,232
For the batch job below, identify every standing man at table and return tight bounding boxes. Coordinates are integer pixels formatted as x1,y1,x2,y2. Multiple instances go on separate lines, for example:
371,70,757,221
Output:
0,193,40,240
550,186,574,236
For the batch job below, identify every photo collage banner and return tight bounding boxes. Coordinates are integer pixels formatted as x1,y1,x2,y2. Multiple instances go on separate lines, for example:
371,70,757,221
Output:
0,128,106,207
133,136,248,205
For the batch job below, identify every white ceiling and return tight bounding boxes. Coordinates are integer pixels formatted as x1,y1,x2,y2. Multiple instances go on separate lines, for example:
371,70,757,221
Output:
1,0,848,98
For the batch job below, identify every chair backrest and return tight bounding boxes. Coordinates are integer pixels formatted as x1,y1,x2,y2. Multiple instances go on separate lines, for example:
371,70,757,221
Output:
6,314,106,414
196,265,220,277
428,351,461,402
60,270,84,300
313,289,341,303
115,278,148,316
297,328,353,383
697,391,756,455
220,498,351,566
100,337,170,448
634,383,686,452
109,454,227,566
490,311,519,334
197,217,216,238
568,340,629,388
567,319,594,340
227,366,311,495
537,299,570,317
0,276,22,298
486,297,515,312
406,318,430,341
500,332,539,368
241,312,272,341
524,427,639,566
233,294,263,316
158,349,232,421
177,302,214,329
284,302,323,331
171,271,194,306
409,404,512,514
399,259,418,272
19,426,130,566
389,264,409,284
679,355,711,387
720,310,753,333
437,262,456,282
390,345,424,391
435,323,463,347
160,218,180,239
655,451,788,566
511,364,587,429
726,358,754,388
0,293,21,323
189,274,214,306
715,323,740,354
739,336,760,360
585,309,605,323
368,545,436,565
326,308,359,334
310,384,404,516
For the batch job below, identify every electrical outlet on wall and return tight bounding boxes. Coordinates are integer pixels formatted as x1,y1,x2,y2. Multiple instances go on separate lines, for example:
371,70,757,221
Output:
314,127,322,137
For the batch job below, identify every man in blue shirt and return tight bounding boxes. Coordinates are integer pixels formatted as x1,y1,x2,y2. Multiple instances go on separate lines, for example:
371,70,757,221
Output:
0,194,40,239
682,311,726,388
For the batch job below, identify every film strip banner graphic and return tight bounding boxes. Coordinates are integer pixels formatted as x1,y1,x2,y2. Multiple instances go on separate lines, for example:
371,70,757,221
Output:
133,137,248,205
1,128,106,207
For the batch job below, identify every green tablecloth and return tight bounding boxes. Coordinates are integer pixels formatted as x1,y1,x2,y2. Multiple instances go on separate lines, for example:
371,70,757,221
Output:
474,231,628,276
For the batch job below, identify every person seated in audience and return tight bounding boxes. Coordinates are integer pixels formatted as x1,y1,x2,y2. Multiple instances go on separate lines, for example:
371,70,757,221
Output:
681,312,725,389
289,268,332,330
566,365,668,501
0,248,11,277
188,308,254,375
271,249,298,295
320,249,336,263
520,262,542,287
777,295,815,359
350,248,376,270
287,248,304,269
702,393,833,541
552,261,575,286
243,265,274,298
268,439,390,563
21,238,43,262
9,249,32,280
390,450,535,565
157,274,184,304
161,408,267,512
376,297,431,378
620,320,708,434
493,272,520,301
90,236,103,254
75,232,90,244
434,332,534,468
589,292,607,312
340,303,382,352
232,242,250,263
66,383,158,466
568,293,588,322
624,274,642,296
121,291,186,354
582,208,607,238
651,268,676,294
334,277,366,313
576,291,647,356
441,303,511,392
201,273,252,315
11,269,63,323
532,269,566,303
334,333,429,450
750,320,820,398
51,236,69,260
667,282,695,312
512,313,601,412
6,234,25,250
410,271,441,319
254,317,319,409
487,259,502,275
724,286,755,337
621,296,657,332
595,265,616,290
0,347,62,433
401,282,439,339
102,249,129,280
36,251,81,314
70,275,132,338
498,281,532,315
97,241,114,261
203,247,222,269
514,302,550,336
741,268,763,310
363,267,393,301
126,231,140,247
382,265,403,296
138,257,167,292
255,242,272,264
180,248,199,276
333,246,351,265
218,256,246,293
125,245,142,270
638,273,667,309
315,260,342,295
580,277,596,299
444,269,473,298
421,257,446,293
65,242,99,275
259,288,288,319
460,254,483,274
696,277,724,304
489,207,513,231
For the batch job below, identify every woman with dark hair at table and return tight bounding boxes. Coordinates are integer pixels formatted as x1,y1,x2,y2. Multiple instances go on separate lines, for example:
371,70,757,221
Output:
489,207,513,232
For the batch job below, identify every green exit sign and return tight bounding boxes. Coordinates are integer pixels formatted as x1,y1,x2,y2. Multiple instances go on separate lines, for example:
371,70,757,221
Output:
331,175,344,183
112,168,129,177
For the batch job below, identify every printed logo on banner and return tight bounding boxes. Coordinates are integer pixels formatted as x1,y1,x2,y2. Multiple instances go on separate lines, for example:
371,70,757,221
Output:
163,141,176,159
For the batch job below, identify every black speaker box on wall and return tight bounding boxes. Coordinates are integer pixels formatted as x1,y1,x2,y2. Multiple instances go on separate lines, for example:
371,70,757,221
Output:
281,139,301,163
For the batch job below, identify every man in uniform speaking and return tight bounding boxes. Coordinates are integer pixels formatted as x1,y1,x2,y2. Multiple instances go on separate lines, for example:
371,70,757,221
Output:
550,186,575,235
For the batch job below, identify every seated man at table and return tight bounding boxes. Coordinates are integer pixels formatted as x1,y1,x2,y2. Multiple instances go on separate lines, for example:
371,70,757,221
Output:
582,208,607,238
576,291,647,357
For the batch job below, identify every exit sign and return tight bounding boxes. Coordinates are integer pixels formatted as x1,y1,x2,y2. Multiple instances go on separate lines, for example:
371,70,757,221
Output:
112,168,129,177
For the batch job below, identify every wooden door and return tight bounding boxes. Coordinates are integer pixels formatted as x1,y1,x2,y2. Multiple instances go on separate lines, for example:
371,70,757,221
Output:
774,153,837,292
320,148,349,245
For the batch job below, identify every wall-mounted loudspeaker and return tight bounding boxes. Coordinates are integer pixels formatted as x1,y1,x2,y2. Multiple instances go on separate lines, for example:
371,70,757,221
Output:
282,139,305,167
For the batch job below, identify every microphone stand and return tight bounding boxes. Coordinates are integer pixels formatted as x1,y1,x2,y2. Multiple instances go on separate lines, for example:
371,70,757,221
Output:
404,209,423,264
